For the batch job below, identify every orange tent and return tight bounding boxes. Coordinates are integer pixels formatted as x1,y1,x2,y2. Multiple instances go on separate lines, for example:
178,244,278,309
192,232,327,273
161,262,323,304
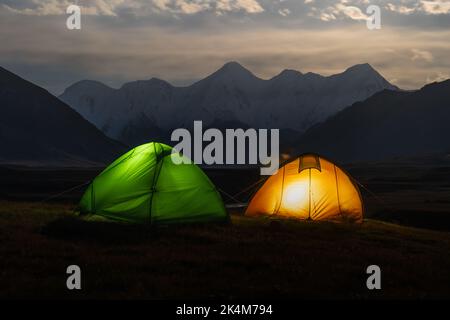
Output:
246,154,363,222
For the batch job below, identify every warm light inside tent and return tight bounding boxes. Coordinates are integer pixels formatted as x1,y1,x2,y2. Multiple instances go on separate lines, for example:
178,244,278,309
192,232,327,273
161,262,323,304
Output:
283,181,308,211
245,155,363,222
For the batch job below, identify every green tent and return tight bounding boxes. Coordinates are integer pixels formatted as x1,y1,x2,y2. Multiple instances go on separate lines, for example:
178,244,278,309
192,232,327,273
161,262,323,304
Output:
79,142,228,224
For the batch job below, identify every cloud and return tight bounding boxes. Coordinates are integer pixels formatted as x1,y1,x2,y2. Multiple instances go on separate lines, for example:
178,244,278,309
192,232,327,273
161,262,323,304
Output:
411,49,434,62
385,3,418,15
2,0,127,16
319,12,336,21
2,7,449,94
2,0,265,16
1,0,449,94
278,8,290,16
216,0,264,14
339,5,368,20
385,1,450,15
427,71,450,83
420,0,450,14
2,0,70,16
3,0,449,23
173,0,210,14
309,3,369,22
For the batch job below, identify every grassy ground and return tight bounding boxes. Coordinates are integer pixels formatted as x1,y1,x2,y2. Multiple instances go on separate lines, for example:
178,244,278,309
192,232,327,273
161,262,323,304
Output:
1,200,450,299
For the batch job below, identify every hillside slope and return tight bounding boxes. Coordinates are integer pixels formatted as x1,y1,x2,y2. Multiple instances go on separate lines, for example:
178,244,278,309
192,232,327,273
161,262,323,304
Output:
297,80,450,163
0,67,125,166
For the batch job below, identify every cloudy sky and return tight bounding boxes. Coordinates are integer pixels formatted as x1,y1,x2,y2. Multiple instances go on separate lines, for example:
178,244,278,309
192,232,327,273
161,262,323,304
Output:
1,0,449,94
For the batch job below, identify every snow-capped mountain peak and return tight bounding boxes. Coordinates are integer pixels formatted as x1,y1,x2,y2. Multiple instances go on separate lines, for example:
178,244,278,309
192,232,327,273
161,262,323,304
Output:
59,62,398,147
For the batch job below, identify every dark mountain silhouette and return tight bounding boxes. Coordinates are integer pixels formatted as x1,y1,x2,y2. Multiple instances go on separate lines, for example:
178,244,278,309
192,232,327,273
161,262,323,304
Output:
296,79,450,163
0,67,125,166
60,62,397,147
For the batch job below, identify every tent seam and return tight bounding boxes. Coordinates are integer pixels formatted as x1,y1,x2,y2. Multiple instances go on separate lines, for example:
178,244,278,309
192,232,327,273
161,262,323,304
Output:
334,165,343,217
274,166,286,215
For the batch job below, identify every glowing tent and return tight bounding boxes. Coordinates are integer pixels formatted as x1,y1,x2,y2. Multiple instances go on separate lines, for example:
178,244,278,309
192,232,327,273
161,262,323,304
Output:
79,142,227,224
245,154,363,222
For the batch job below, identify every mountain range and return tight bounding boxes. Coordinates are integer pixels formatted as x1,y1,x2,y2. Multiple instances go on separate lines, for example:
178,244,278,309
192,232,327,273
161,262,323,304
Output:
0,67,125,166
60,62,398,147
296,79,450,163
3,62,449,167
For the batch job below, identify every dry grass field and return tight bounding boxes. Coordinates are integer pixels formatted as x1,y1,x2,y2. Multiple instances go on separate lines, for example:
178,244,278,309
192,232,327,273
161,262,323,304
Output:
1,201,450,299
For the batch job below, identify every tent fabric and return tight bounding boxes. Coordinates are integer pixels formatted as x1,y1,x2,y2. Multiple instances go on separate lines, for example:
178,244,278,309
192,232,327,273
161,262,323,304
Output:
79,142,227,224
245,154,363,223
